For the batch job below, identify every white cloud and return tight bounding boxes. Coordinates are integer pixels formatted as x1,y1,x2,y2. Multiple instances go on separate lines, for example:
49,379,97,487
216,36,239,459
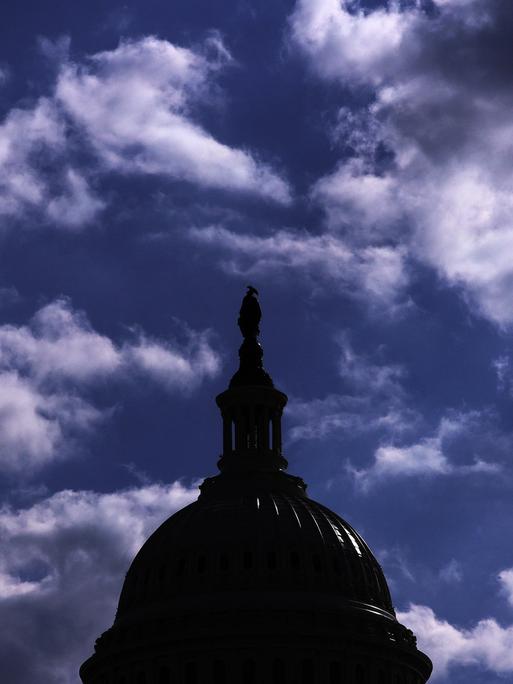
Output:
0,299,121,384
0,99,63,216
0,93,105,228
189,224,408,307
290,0,513,325
0,298,221,473
127,332,220,392
0,298,221,389
0,371,102,473
289,0,416,87
312,158,403,242
398,604,513,679
0,35,290,230
0,481,198,684
56,36,290,203
46,168,106,228
351,412,500,491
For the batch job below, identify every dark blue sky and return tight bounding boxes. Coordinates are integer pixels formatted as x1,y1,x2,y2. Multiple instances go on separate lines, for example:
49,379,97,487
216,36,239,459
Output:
1,1,513,682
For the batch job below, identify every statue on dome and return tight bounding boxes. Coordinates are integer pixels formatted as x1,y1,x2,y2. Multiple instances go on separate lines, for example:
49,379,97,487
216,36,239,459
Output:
238,285,261,339
230,286,273,388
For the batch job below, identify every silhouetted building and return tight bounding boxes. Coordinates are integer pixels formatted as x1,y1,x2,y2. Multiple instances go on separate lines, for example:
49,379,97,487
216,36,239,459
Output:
80,289,432,684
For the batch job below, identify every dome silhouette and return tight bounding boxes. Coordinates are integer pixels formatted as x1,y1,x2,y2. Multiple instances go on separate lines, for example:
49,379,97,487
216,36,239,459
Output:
80,290,432,684
116,484,394,621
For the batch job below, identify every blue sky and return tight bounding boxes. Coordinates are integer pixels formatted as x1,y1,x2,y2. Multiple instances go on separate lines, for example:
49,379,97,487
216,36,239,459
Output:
1,0,513,681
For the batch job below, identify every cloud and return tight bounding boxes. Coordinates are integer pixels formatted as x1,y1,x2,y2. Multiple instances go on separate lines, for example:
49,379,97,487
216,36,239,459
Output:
125,330,221,392
0,298,221,389
0,65,10,86
0,299,121,384
350,411,501,491
398,604,513,679
287,393,408,442
0,98,87,223
493,355,513,394
312,157,403,242
0,298,221,473
499,568,513,608
0,36,290,230
290,0,513,325
289,0,417,87
439,559,463,584
189,225,408,306
0,371,102,473
337,332,404,394
0,85,106,229
45,168,106,228
55,36,290,203
287,335,415,442
0,481,198,684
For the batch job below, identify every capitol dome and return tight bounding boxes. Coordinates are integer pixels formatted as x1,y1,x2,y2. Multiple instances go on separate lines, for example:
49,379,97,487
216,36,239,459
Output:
116,481,394,620
80,289,432,684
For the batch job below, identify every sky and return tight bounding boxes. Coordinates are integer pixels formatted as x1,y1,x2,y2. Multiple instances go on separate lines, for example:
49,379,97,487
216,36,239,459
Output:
1,0,513,681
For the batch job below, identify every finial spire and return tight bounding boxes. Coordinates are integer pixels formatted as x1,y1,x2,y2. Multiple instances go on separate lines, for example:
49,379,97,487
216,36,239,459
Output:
216,287,289,474
230,286,273,388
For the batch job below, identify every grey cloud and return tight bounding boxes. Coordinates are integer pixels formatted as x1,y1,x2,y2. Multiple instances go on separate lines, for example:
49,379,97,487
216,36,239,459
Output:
0,482,198,684
0,298,221,473
291,0,513,325
189,224,410,309
349,410,502,492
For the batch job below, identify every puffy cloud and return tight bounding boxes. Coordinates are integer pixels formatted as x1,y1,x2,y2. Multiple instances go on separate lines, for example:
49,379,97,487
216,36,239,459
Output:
55,36,290,203
189,225,408,306
289,0,416,87
0,299,121,384
0,298,221,390
350,411,500,491
0,98,97,225
0,481,198,684
0,298,220,473
312,158,403,242
0,36,289,230
290,0,513,325
0,371,101,473
398,604,513,679
127,333,220,392
45,168,106,229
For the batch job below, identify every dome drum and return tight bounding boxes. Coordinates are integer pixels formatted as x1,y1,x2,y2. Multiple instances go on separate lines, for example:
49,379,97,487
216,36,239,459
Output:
83,621,430,684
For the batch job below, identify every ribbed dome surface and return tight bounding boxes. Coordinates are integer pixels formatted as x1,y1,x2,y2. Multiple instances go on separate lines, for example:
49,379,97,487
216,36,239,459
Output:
117,474,394,620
